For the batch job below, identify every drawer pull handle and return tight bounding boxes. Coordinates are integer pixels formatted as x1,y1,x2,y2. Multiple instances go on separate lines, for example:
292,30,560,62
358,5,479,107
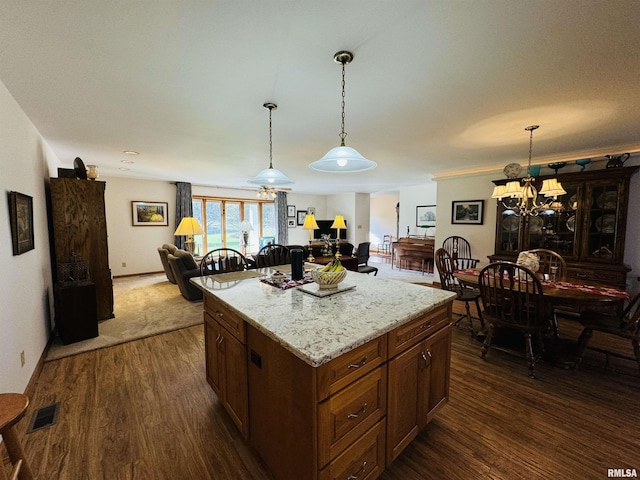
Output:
420,322,432,330
348,357,367,369
576,272,587,278
347,403,368,419
216,311,224,317
347,461,367,479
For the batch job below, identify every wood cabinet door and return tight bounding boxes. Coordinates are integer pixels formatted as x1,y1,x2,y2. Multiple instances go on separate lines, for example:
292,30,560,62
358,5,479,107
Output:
424,324,452,424
218,325,249,438
204,312,222,394
386,339,422,463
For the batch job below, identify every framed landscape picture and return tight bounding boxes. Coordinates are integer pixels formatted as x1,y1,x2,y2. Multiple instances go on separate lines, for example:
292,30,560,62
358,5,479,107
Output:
131,201,169,226
287,218,296,228
452,200,484,225
9,191,34,255
416,205,436,227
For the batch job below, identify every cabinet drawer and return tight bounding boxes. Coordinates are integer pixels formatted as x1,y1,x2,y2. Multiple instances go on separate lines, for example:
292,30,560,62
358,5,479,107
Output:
388,303,450,357
318,365,387,467
204,294,246,342
318,419,386,480
317,337,387,401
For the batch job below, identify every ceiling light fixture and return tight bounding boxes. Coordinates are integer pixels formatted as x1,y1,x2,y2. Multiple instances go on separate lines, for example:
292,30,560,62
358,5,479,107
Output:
255,186,277,199
492,125,566,216
247,103,294,193
309,51,377,173
123,150,139,155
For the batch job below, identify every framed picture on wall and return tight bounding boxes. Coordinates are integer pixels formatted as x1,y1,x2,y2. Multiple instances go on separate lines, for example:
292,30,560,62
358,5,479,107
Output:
287,218,296,228
9,191,34,255
452,200,484,225
131,201,169,226
287,205,296,217
416,205,436,227
297,210,307,226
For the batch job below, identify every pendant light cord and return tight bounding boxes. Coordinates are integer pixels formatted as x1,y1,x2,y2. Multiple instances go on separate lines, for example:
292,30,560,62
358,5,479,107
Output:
268,106,274,169
339,60,347,146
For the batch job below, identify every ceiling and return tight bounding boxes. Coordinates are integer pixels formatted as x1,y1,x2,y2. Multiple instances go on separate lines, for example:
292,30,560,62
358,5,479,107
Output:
1,1,639,195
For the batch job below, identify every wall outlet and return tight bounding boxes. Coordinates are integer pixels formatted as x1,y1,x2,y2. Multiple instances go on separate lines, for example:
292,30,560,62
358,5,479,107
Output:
122,262,126,268
20,350,25,367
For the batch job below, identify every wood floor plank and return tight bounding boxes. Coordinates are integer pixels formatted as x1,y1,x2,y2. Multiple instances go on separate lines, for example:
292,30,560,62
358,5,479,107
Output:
12,302,640,479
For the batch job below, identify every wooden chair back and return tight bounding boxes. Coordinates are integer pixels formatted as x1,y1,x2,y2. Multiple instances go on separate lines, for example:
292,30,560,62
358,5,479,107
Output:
524,248,567,281
255,244,290,267
434,248,459,293
478,262,549,332
442,236,479,268
200,248,248,275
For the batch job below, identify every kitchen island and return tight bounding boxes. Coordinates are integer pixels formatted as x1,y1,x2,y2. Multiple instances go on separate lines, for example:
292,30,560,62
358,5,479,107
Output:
192,267,455,480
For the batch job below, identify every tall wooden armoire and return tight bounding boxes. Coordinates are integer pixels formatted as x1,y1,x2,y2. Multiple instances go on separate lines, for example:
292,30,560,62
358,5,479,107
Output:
49,178,114,321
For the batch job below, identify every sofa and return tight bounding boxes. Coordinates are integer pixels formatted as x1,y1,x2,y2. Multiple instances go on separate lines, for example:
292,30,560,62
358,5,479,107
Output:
167,249,203,301
158,243,178,284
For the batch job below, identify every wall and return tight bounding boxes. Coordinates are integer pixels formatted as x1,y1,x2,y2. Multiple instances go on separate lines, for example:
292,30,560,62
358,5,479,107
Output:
370,193,399,248
0,80,60,392
399,183,437,239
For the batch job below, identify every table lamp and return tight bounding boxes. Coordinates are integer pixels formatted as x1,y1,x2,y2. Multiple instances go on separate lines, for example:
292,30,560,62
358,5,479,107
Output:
240,220,254,255
331,214,347,258
302,213,319,262
174,217,204,255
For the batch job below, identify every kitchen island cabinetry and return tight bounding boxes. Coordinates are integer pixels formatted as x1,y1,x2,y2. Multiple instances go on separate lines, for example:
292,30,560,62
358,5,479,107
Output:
194,269,455,480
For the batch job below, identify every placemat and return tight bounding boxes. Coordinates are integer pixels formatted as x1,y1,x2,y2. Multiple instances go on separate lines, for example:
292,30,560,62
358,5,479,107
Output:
260,273,314,290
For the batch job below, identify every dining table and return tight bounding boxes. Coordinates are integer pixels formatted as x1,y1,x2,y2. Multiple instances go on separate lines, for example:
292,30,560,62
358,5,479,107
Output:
454,268,628,315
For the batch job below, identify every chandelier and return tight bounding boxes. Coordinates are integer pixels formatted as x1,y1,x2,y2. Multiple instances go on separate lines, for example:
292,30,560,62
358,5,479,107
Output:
492,125,566,216
248,103,294,194
309,51,377,173
255,186,277,199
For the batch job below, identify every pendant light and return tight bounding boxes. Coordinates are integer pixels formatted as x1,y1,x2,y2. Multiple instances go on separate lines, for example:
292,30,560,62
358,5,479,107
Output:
309,51,377,173
492,125,566,216
248,103,294,190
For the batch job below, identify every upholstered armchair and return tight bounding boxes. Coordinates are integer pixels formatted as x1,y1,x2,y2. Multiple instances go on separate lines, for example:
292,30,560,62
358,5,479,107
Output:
158,243,178,284
167,249,203,301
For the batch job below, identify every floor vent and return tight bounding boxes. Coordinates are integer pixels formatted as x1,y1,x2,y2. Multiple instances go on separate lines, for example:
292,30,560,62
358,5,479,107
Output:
27,402,60,433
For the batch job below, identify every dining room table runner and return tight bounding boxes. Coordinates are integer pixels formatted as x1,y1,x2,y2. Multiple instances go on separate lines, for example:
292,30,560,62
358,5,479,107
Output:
455,268,629,301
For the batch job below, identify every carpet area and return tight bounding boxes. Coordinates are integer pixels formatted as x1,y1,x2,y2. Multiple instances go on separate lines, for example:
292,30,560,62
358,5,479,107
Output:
45,274,203,361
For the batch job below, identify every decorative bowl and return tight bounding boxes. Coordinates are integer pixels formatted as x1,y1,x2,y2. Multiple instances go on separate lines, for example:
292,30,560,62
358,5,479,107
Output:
311,267,347,290
270,272,288,286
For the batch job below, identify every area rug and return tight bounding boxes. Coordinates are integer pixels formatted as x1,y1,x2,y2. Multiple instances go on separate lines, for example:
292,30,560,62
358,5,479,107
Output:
45,273,203,361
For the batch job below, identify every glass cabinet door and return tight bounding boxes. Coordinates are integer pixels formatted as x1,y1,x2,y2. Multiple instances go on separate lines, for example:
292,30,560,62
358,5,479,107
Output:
524,183,579,259
584,182,621,262
497,210,521,254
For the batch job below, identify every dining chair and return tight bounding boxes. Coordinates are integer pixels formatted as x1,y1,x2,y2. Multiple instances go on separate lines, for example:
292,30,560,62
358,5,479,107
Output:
255,243,290,267
442,236,479,269
524,248,567,281
377,235,392,255
200,248,248,275
574,291,640,374
355,242,378,275
478,261,553,378
434,248,484,336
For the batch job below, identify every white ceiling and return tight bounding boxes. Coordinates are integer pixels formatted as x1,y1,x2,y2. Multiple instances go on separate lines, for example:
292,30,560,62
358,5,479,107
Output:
1,1,639,195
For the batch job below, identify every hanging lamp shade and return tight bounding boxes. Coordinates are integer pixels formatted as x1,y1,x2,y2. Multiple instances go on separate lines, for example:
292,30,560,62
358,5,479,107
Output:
309,51,377,173
248,103,295,187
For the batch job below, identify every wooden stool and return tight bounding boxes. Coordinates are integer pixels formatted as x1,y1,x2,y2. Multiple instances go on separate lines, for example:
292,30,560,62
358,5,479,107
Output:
0,393,34,480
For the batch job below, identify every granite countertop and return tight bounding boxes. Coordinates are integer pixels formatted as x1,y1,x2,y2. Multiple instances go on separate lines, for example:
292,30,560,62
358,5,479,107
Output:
191,266,455,367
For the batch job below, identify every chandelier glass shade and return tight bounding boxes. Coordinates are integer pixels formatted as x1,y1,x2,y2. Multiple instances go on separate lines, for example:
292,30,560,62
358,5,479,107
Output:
255,186,278,199
248,103,294,191
309,51,377,173
491,125,566,216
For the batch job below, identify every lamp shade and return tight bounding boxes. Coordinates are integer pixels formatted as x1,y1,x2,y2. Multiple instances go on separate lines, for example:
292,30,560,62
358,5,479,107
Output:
491,185,507,199
539,178,567,198
309,146,377,173
240,220,254,232
174,217,204,236
331,215,347,230
302,213,319,230
247,167,294,186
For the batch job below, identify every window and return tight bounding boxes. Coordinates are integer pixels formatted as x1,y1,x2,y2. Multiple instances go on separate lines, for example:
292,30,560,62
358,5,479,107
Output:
192,196,275,255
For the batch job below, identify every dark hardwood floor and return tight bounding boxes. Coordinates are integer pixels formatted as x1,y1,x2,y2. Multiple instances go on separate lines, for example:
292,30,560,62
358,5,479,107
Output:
10,303,640,480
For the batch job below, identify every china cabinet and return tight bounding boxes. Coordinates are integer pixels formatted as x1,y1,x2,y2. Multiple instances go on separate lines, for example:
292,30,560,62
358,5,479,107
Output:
491,166,638,288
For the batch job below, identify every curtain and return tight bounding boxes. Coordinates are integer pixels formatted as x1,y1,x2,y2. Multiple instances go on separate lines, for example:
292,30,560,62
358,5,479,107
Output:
174,182,193,250
275,191,288,245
